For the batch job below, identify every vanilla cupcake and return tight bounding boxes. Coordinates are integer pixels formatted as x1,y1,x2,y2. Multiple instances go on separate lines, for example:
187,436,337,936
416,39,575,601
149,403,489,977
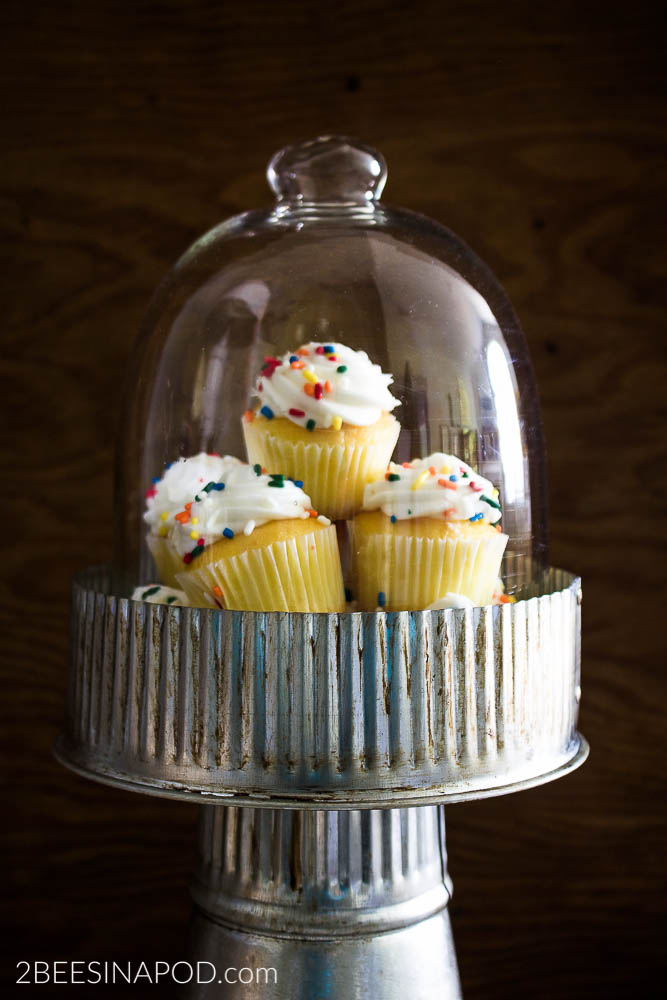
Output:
168,461,345,612
350,453,508,611
131,584,190,607
144,453,240,586
242,342,401,519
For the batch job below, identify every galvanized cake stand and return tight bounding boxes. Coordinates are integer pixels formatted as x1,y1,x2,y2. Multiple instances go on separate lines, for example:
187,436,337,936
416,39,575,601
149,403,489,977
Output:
56,566,588,999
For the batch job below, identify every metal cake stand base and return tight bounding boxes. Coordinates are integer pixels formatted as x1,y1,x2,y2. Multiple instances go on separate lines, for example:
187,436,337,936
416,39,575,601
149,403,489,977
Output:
56,567,588,997
185,805,460,999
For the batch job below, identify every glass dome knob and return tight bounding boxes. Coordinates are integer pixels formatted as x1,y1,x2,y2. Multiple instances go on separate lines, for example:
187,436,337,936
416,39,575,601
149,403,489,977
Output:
267,135,387,204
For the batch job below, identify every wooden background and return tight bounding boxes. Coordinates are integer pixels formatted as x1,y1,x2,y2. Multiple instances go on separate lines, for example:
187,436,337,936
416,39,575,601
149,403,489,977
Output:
2,1,665,996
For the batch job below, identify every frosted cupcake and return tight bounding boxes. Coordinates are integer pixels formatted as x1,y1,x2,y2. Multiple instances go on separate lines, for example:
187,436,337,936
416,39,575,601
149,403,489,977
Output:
131,584,190,607
350,453,509,611
168,461,345,612
144,452,239,586
242,342,401,519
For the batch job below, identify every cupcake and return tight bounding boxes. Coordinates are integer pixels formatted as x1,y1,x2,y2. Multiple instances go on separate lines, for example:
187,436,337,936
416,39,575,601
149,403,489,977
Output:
242,342,401,519
168,461,345,612
144,453,240,587
426,593,474,610
350,453,508,611
131,584,189,607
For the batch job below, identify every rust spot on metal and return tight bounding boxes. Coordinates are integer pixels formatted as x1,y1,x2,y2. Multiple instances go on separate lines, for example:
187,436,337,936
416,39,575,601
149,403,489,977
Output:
424,625,434,752
381,640,391,718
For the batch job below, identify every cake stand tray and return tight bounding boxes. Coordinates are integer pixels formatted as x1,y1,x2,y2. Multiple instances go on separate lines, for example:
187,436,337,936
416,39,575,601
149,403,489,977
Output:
54,732,588,809
56,565,587,998
58,566,584,809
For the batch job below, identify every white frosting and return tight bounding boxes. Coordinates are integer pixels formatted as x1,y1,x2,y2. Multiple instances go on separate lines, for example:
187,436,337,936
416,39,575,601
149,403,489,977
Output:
426,593,475,610
144,453,240,537
131,584,189,607
252,342,400,429
362,452,503,525
166,461,322,561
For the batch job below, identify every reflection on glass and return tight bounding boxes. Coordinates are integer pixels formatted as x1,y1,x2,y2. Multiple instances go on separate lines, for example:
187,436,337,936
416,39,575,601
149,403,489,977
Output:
486,339,526,506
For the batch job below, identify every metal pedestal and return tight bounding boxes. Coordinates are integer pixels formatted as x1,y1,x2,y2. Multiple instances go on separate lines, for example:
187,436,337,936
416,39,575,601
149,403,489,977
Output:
56,566,588,998
185,805,459,999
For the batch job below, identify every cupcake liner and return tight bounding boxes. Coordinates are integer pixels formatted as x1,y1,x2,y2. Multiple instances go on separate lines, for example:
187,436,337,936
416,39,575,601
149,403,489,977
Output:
349,521,508,610
176,523,345,612
146,534,185,588
243,417,400,520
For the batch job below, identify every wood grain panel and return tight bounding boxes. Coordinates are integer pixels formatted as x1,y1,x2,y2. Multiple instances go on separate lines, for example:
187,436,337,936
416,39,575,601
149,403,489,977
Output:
2,1,665,996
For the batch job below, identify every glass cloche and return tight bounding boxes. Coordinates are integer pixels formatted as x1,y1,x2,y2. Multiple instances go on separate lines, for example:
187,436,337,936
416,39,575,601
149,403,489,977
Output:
59,138,585,997
115,135,547,609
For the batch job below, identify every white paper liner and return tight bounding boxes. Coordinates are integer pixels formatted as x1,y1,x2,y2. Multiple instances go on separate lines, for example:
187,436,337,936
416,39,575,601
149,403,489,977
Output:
176,523,345,612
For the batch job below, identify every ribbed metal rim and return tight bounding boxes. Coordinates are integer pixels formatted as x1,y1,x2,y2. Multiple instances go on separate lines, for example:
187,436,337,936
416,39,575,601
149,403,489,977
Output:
56,565,587,808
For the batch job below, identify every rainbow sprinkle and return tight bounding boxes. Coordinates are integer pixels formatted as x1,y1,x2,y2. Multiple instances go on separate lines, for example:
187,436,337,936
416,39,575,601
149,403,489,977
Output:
261,357,282,378
184,541,205,563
